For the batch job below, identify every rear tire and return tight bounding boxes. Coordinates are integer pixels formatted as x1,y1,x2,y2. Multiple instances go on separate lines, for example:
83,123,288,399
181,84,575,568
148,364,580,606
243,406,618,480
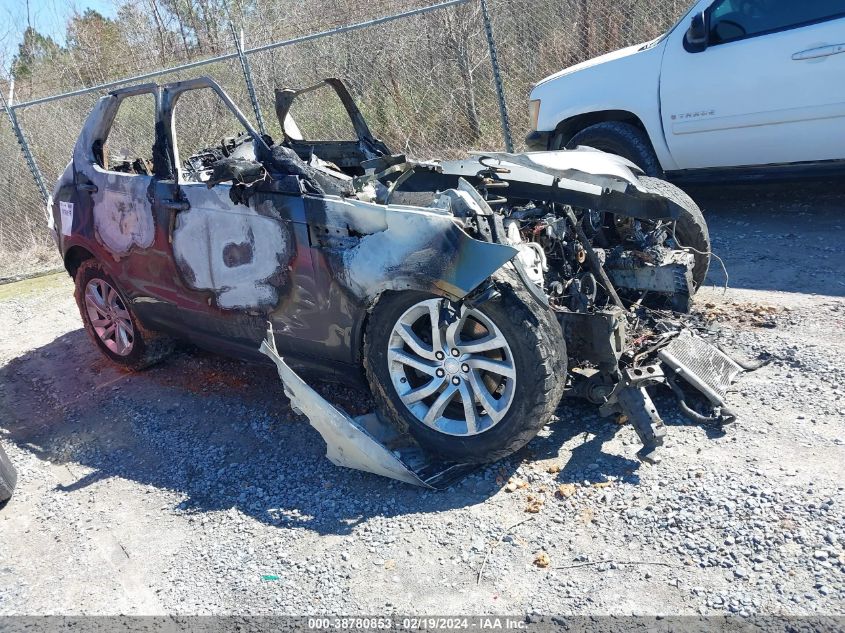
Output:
364,269,565,464
562,121,663,178
74,259,173,371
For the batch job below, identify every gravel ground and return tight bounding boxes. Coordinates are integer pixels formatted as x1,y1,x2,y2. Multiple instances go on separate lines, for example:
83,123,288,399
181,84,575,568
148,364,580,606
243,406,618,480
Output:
0,182,843,616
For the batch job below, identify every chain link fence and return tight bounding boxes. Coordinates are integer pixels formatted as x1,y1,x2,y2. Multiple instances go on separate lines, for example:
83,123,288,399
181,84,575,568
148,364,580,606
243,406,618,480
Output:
247,0,503,158
0,118,54,278
0,0,689,279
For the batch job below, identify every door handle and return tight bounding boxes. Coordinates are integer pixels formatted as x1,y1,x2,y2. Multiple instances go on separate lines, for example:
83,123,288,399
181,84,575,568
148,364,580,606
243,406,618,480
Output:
78,182,98,193
792,44,845,61
161,199,190,211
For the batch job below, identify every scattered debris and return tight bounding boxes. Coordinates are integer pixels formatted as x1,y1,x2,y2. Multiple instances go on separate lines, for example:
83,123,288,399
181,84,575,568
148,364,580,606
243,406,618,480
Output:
553,559,680,571
524,495,544,513
533,552,551,568
505,478,529,493
556,484,577,499
699,301,783,328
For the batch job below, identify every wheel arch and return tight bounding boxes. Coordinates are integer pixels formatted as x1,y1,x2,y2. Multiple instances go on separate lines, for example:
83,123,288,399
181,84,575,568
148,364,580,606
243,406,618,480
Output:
553,110,647,148
361,267,566,463
352,289,434,367
64,245,95,279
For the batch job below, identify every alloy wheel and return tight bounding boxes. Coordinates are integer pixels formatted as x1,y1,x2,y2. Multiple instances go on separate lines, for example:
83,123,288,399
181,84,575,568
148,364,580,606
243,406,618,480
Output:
387,298,516,436
84,278,135,357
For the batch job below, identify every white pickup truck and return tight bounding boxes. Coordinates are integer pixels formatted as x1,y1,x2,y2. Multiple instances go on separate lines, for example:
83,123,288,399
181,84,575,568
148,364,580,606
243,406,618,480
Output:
526,0,845,182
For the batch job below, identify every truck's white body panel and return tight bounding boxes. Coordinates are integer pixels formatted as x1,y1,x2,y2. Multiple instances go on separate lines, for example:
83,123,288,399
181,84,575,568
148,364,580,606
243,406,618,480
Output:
529,0,845,173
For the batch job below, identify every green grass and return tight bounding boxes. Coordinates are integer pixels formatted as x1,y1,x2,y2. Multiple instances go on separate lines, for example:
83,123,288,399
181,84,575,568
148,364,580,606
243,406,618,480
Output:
0,271,70,302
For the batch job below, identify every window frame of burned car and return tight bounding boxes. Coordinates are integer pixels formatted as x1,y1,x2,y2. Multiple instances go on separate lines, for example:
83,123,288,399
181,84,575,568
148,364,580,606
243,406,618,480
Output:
274,79,392,175
162,79,269,186
91,84,162,179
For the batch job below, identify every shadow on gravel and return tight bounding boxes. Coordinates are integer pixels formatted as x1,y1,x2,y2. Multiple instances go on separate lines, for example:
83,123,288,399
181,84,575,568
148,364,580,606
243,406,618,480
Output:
531,401,643,487
0,325,743,532
686,180,845,297
1,329,521,534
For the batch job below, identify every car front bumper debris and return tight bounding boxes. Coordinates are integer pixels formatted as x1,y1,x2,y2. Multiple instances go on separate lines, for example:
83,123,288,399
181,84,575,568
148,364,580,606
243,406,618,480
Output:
260,313,753,486
260,326,476,489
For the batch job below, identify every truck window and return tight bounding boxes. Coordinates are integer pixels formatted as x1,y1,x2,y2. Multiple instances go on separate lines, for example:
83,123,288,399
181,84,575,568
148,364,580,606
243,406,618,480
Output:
709,0,845,44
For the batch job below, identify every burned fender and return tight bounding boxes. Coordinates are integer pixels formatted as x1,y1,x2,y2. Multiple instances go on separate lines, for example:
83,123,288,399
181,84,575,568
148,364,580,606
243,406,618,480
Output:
306,195,519,302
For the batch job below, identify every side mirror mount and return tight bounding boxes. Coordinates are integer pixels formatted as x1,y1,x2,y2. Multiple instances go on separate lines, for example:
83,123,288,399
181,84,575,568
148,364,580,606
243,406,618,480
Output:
684,11,709,53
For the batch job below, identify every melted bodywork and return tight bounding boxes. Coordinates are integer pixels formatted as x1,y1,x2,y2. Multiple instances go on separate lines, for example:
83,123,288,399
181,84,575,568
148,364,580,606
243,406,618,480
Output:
52,76,748,484
260,326,474,489
310,195,517,301
172,192,290,310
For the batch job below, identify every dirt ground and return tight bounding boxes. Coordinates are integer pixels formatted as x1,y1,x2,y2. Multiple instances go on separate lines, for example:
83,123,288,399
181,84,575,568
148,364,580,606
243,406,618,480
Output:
0,181,843,616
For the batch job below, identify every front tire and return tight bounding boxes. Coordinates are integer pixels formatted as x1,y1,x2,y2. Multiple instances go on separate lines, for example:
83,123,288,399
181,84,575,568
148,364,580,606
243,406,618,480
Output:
364,270,565,464
637,176,711,289
562,121,663,178
74,259,172,370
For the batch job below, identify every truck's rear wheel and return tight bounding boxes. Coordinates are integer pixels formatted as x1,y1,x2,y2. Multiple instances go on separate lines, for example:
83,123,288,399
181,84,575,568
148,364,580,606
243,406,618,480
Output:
364,271,565,464
0,443,17,504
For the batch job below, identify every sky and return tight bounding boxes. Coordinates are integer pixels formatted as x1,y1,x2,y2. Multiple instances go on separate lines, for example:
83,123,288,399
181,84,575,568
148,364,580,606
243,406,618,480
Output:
0,0,117,66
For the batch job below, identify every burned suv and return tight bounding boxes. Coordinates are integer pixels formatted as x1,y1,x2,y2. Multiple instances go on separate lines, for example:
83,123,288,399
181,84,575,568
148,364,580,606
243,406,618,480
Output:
51,76,726,469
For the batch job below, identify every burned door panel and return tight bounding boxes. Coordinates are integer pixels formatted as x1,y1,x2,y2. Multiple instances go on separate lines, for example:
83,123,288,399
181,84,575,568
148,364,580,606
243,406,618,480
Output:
65,85,189,331
73,88,159,260
172,186,292,311
89,174,155,256
159,77,291,349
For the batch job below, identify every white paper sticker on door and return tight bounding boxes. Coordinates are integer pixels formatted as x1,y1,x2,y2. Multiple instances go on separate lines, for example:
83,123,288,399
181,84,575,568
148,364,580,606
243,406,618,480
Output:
60,201,74,236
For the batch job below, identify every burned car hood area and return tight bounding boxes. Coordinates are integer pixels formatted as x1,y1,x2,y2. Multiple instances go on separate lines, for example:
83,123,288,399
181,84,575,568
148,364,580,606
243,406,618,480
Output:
52,76,752,484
